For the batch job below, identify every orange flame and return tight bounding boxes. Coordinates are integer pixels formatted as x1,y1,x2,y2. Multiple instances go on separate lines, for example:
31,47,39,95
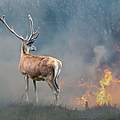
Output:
96,68,112,106
70,67,120,108
71,95,89,108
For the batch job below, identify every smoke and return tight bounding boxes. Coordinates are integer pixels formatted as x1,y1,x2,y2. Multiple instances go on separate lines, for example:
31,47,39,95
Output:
0,0,120,106
0,34,21,103
94,45,107,67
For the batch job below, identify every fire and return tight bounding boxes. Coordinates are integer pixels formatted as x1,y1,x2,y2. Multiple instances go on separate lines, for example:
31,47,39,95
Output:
100,68,112,88
96,88,112,106
70,67,120,108
71,95,89,108
96,68,112,106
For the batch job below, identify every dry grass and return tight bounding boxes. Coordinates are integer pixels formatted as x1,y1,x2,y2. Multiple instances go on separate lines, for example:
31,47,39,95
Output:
0,103,120,120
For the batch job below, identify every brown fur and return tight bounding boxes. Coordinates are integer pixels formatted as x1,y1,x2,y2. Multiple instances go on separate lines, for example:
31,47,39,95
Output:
19,53,58,81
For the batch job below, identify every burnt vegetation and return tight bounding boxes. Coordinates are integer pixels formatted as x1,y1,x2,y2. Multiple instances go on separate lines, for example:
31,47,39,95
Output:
0,104,120,120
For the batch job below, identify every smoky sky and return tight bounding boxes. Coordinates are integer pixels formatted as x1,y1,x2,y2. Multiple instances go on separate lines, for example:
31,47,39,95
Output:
0,0,120,106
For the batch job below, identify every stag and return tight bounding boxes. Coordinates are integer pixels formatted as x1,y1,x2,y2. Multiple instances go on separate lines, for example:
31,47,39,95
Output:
0,15,62,104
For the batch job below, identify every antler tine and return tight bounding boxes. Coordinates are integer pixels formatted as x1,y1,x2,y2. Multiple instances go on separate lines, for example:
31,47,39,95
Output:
27,14,39,42
27,14,34,41
28,14,34,34
0,15,25,41
31,31,39,40
0,15,5,20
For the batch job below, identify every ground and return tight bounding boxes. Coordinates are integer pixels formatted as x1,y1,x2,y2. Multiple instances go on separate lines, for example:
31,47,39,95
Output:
0,103,120,120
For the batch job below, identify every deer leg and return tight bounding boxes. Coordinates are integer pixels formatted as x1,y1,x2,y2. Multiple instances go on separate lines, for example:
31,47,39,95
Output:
53,68,61,93
47,81,55,103
52,78,60,104
24,75,29,103
48,80,59,104
54,78,60,93
47,81,54,91
53,71,61,104
54,90,59,105
33,80,38,103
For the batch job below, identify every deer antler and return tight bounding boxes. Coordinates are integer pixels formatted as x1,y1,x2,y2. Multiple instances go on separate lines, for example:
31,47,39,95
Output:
27,14,39,44
0,15,39,43
0,15,25,41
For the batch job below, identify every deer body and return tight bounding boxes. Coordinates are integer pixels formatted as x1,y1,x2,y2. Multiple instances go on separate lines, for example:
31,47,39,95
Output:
0,15,62,104
19,46,62,103
19,55,54,81
19,49,62,83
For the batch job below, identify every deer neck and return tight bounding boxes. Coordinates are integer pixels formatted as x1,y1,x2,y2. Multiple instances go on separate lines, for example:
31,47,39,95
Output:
20,43,30,58
19,43,30,71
